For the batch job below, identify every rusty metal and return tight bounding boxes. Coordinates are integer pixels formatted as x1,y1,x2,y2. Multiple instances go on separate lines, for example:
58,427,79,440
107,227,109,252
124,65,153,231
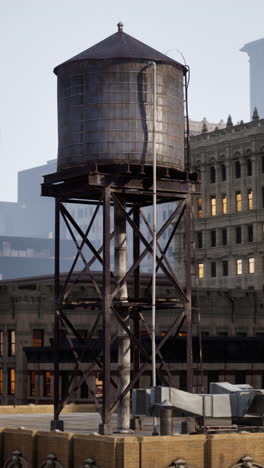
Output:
110,310,186,415
111,193,188,301
54,25,186,173
42,160,198,433
51,200,63,431
54,24,186,72
100,186,112,433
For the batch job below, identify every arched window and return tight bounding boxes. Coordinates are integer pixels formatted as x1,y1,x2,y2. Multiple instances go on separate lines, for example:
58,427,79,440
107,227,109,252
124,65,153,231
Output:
210,166,216,183
235,160,241,178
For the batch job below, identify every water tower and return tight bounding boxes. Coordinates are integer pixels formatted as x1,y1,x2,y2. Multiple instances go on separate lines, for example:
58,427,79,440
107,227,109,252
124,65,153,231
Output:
42,23,200,434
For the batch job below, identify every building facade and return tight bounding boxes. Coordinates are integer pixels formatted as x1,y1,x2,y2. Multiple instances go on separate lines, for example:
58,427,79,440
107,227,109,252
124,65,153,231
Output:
1,273,264,406
189,118,264,291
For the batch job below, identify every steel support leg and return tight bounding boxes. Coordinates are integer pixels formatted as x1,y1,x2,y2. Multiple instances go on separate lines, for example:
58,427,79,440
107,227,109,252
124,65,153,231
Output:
131,206,141,431
99,187,112,435
51,200,64,431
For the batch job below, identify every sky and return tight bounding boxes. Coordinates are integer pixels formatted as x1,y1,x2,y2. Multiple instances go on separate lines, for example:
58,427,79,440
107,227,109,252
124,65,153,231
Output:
0,0,263,202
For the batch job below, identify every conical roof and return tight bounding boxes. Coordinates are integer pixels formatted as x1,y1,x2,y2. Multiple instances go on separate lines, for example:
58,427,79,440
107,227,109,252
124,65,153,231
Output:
54,22,186,74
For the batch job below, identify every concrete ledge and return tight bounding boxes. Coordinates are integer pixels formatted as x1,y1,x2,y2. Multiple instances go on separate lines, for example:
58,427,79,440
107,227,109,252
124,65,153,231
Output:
1,428,35,468
72,434,116,468
35,430,73,468
0,403,96,414
206,432,264,468
0,428,264,467
139,434,206,468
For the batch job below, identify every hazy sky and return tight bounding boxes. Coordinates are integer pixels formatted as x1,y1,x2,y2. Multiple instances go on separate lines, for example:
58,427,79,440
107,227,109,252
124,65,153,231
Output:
0,0,263,201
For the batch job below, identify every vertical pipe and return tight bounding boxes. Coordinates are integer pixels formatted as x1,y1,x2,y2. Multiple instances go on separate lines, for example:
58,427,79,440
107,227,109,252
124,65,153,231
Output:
115,198,130,432
148,61,158,435
184,70,191,173
100,186,112,434
184,195,193,392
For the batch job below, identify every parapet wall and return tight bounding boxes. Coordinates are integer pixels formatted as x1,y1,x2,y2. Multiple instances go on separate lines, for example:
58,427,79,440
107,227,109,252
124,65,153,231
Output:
1,429,264,468
0,404,96,414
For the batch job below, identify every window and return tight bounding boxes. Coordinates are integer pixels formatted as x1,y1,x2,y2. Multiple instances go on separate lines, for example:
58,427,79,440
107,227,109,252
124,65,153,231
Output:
197,198,202,218
236,259,242,275
0,369,3,394
248,224,253,242
235,226,242,244
198,263,204,279
218,331,228,336
248,257,255,274
8,330,15,356
222,194,227,214
221,163,226,181
222,229,227,245
197,231,203,249
210,196,216,216
43,371,52,397
211,262,216,277
8,369,15,395
32,329,44,347
210,230,216,247
235,160,241,178
30,371,36,397
248,189,253,210
0,331,3,357
222,260,228,276
247,159,252,176
236,192,242,212
262,187,264,208
210,166,216,183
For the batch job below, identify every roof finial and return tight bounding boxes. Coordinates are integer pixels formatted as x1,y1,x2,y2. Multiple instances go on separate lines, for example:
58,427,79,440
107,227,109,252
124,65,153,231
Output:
117,22,124,32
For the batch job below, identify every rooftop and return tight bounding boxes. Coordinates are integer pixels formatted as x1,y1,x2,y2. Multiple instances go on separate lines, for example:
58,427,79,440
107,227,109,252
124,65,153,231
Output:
54,22,186,74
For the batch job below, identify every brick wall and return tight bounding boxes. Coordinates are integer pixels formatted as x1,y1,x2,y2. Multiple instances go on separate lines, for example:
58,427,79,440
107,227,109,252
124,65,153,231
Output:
1,428,264,468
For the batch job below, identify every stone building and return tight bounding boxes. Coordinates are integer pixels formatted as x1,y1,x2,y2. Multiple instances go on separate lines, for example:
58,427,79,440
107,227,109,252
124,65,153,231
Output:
188,117,264,291
189,117,226,135
1,270,264,405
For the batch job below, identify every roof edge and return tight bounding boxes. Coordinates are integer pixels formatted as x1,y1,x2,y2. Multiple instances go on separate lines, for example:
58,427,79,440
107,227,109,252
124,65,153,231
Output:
53,56,187,75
